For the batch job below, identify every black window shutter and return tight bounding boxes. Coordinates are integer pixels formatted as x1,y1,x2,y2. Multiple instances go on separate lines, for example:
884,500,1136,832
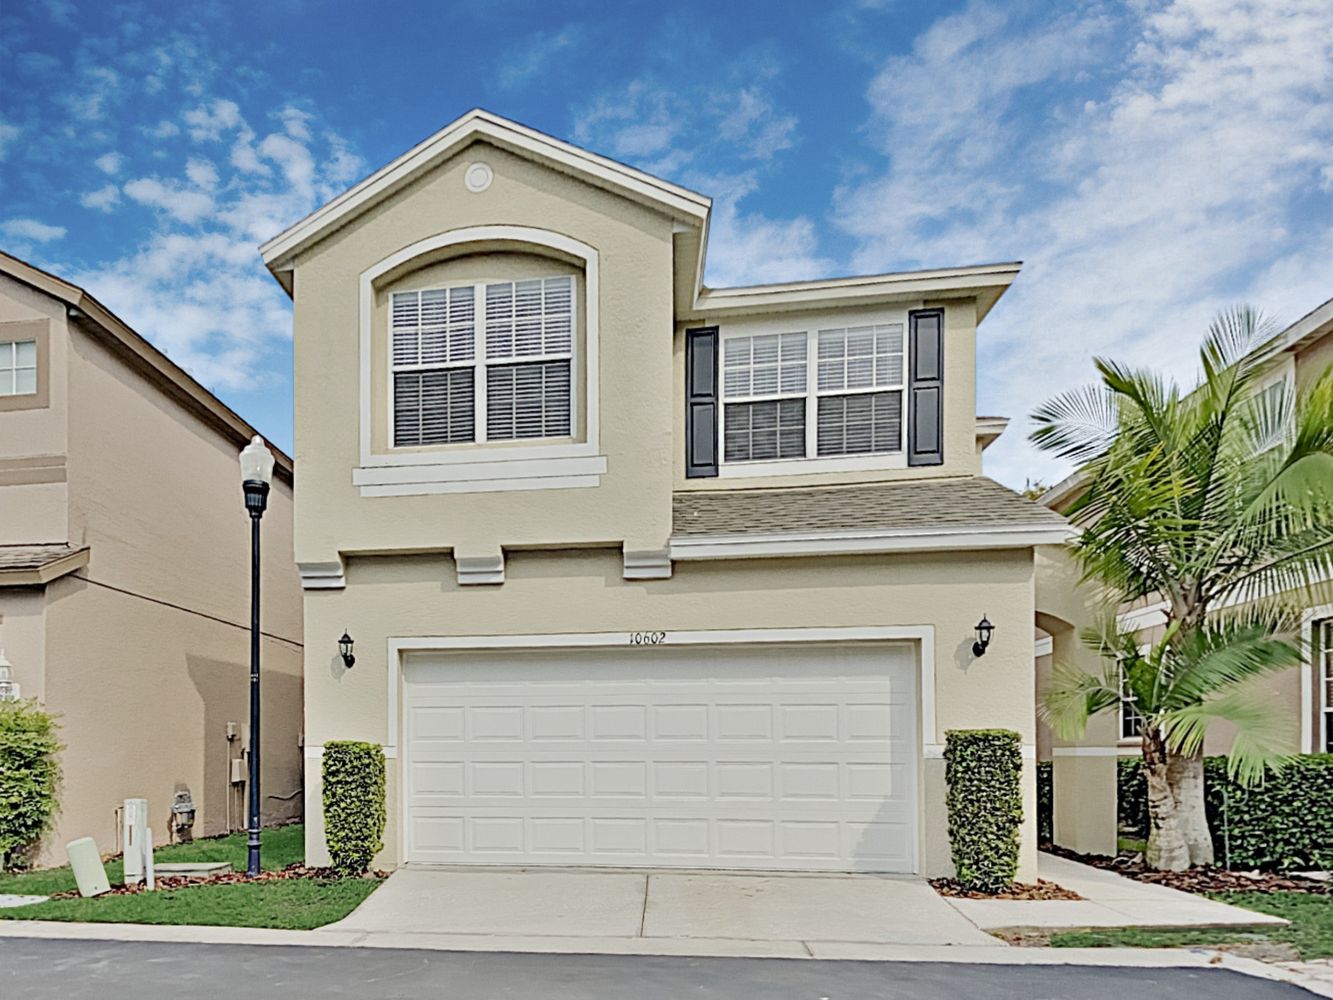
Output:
908,309,944,466
685,326,719,478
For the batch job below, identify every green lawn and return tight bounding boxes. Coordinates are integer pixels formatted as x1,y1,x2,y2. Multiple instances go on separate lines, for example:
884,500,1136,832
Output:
0,824,380,930
1050,892,1333,959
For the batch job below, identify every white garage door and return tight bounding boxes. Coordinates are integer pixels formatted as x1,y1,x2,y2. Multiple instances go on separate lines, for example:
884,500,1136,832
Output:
401,642,918,872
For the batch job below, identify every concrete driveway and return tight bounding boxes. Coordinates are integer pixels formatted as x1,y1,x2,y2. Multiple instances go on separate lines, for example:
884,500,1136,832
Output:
326,867,1002,952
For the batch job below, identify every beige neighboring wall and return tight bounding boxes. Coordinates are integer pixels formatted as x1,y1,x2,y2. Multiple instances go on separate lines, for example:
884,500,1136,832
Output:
0,274,69,544
292,140,677,564
301,546,1039,880
0,258,305,865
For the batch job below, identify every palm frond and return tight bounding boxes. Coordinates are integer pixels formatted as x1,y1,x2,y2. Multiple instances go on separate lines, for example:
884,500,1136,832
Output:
1038,659,1122,741
1030,383,1123,463
1161,689,1294,785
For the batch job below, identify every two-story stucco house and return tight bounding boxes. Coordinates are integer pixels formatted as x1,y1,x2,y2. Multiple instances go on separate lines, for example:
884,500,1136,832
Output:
265,110,1072,879
0,252,304,864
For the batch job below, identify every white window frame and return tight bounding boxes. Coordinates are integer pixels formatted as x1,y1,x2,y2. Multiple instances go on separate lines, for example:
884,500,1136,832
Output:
1308,606,1333,754
717,308,912,479
354,227,604,497
388,276,576,449
0,339,38,397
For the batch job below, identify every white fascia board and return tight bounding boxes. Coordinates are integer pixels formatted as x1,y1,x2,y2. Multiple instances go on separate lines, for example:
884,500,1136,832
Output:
686,263,1021,319
669,521,1073,561
1270,295,1333,354
260,110,710,270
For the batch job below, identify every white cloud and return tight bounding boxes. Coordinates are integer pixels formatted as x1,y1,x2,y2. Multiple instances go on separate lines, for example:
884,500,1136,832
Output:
80,184,121,212
696,173,835,287
183,99,243,141
1,218,67,242
123,177,216,224
94,152,124,175
62,100,367,393
146,120,181,139
498,26,586,90
836,0,1333,489
0,122,19,161
41,0,77,26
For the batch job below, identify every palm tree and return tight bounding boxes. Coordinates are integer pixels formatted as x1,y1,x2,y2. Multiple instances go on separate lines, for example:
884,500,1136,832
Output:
1032,306,1333,870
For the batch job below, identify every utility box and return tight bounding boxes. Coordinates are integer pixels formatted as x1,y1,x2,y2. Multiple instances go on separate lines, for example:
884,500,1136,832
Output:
230,758,246,784
122,797,148,884
66,837,111,897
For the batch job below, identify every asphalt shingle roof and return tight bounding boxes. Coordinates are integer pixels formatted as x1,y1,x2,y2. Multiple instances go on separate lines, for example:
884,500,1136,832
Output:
672,477,1068,537
0,543,85,571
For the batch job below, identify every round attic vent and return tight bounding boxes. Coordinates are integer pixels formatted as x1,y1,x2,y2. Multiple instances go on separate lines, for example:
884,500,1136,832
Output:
464,162,493,193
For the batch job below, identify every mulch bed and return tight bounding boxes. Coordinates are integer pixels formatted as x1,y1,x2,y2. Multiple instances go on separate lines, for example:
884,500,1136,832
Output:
1045,843,1331,895
930,877,1083,900
51,864,386,899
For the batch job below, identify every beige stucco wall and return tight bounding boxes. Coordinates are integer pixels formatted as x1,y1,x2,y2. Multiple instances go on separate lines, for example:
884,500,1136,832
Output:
301,546,1039,879
1034,544,1118,855
6,298,305,865
672,298,981,490
291,139,677,564
0,274,69,544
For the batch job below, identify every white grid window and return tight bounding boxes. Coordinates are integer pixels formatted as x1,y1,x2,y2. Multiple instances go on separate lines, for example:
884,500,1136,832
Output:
1120,665,1145,740
723,333,807,462
485,277,573,441
0,340,37,397
389,275,575,447
815,324,904,457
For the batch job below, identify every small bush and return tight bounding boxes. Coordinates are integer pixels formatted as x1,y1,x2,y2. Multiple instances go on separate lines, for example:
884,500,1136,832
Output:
0,699,62,869
1117,758,1147,836
322,741,385,876
945,729,1024,892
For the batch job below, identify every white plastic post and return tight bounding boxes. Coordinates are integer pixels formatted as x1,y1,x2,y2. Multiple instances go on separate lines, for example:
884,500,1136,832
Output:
144,828,155,890
66,837,111,897
122,798,148,884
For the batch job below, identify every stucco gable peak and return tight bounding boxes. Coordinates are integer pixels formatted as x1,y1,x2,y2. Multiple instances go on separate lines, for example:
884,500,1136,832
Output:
259,109,711,281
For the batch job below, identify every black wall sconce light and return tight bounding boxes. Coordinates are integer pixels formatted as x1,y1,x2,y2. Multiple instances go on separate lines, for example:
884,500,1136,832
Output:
338,631,356,668
972,616,995,657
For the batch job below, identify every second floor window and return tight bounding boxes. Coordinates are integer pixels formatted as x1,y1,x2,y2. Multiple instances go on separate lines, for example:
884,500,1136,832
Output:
0,339,37,397
721,323,905,465
391,276,574,448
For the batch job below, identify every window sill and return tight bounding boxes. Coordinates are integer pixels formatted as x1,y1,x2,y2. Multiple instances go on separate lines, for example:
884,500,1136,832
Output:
718,452,908,479
353,451,607,496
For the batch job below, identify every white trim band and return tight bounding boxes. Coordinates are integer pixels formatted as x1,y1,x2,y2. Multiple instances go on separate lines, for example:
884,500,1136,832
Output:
669,522,1073,561
1051,747,1122,757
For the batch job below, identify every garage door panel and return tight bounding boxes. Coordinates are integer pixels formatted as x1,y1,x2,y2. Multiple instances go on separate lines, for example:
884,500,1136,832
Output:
403,644,918,872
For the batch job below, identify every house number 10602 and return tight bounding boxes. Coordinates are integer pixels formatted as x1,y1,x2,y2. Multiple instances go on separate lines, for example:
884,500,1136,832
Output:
629,631,667,645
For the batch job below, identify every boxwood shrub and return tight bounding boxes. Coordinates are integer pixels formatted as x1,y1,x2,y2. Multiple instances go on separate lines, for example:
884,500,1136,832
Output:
0,699,62,870
1115,754,1332,870
945,729,1024,892
322,740,386,876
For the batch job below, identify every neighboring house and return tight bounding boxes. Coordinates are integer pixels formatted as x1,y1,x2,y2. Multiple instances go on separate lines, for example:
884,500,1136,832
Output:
0,252,304,865
1036,295,1333,840
264,109,1072,879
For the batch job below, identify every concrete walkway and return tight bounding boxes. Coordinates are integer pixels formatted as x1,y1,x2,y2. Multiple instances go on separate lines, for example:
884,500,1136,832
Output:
944,853,1289,931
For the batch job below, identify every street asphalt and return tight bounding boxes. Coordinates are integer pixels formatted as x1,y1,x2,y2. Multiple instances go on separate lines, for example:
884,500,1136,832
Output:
0,938,1312,999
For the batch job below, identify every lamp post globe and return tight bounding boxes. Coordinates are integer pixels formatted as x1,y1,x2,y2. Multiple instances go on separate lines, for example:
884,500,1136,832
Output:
238,435,273,876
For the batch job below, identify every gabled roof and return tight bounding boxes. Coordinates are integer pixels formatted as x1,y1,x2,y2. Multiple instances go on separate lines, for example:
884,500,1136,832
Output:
259,108,712,288
0,251,293,483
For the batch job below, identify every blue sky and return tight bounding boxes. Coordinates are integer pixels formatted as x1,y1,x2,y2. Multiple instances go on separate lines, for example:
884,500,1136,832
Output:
2,0,1331,487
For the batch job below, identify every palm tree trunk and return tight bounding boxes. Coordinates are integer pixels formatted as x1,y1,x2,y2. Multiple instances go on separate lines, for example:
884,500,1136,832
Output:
1143,733,1191,870
1167,749,1214,866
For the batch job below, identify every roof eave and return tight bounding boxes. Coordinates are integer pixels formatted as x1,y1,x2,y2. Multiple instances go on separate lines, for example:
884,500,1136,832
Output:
684,262,1021,321
0,546,90,587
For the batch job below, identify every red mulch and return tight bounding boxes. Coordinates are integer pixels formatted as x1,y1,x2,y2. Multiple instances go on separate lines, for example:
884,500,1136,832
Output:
51,864,386,899
1044,844,1331,895
930,877,1083,900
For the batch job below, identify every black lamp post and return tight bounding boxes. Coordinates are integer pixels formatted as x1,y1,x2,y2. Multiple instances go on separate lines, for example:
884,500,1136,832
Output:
239,435,275,877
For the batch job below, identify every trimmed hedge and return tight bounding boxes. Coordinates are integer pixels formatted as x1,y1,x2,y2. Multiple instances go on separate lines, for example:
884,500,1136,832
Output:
1116,755,1333,870
0,699,62,870
322,741,386,876
945,729,1024,892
